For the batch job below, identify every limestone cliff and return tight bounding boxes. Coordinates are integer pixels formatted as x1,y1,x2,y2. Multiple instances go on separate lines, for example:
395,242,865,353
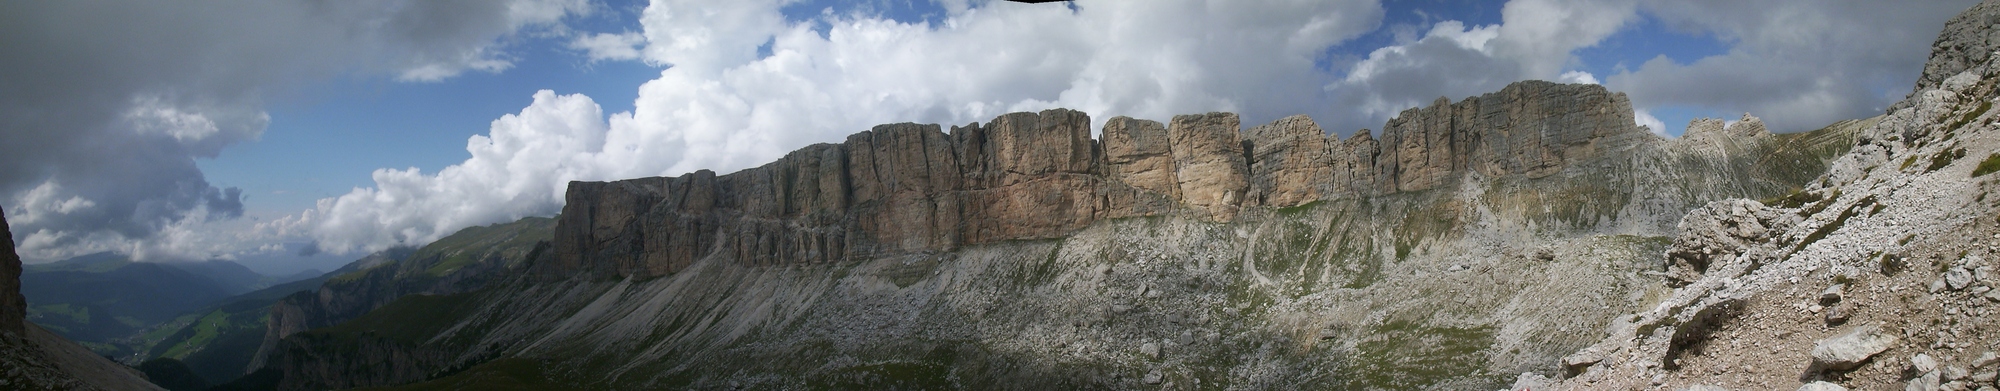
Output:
245,70,1879,390
545,81,1650,281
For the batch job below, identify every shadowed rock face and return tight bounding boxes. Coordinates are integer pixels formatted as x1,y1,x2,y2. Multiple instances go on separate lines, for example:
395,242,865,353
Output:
1,207,22,334
547,81,1650,279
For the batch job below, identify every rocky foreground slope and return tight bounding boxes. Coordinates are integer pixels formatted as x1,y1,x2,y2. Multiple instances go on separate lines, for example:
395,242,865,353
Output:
1536,1,2000,390
237,70,1873,390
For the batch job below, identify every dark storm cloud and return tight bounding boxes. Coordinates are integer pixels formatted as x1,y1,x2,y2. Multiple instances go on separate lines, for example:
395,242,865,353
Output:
0,0,586,259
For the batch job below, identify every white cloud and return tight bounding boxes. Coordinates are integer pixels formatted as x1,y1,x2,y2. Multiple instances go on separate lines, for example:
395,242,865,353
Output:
271,0,1387,254
1321,0,1639,133
1606,0,1979,132
1633,108,1668,136
570,32,646,62
1557,70,1599,85
240,0,1990,258
9,182,95,226
0,0,592,262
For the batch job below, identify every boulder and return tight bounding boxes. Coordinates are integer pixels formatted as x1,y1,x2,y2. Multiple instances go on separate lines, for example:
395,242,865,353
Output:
1800,381,1849,391
1561,348,1603,376
1811,324,1899,372
1821,283,1847,305
1915,353,1940,374
1909,371,1940,391
1948,267,1975,290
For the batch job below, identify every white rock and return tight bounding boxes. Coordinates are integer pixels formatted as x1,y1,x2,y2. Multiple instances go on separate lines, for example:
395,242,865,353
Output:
1512,372,1553,391
1822,284,1848,305
1917,353,1942,373
1801,381,1849,391
1970,368,1996,383
1812,324,1900,371
1973,351,1999,368
1142,368,1163,384
1910,371,1942,391
1139,342,1160,359
1949,268,1976,290
1947,366,1970,381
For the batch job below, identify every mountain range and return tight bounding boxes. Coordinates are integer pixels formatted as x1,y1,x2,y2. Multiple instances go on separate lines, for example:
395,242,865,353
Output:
8,1,2000,390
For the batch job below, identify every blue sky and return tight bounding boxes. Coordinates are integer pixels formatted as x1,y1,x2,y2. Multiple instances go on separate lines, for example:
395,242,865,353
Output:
0,0,1977,274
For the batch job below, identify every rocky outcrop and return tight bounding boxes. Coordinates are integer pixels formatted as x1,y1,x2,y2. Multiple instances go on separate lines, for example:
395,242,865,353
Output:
1663,199,1794,286
1168,112,1251,220
1371,80,1647,193
548,81,1652,279
1103,116,1179,198
1,206,23,335
1908,0,2000,103
1242,114,1332,207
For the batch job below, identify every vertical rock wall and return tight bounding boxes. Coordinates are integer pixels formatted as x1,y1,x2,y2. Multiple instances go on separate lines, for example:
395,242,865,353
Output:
1,206,23,334
548,81,1653,278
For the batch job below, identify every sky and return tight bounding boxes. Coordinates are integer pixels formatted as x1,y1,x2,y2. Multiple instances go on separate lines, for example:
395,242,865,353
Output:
0,0,1979,275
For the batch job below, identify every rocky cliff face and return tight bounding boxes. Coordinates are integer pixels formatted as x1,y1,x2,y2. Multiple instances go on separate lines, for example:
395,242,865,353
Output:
246,68,1886,390
547,81,1650,281
1,207,23,335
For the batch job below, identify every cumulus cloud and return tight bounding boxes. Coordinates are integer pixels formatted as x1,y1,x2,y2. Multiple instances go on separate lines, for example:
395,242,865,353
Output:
1607,0,1978,132
0,0,590,261
1633,109,1669,136
570,32,647,62
270,0,1386,253
258,0,1988,256
1323,0,1638,133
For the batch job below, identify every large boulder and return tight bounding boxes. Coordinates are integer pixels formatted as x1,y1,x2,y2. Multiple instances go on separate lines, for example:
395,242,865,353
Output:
1810,324,1899,372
